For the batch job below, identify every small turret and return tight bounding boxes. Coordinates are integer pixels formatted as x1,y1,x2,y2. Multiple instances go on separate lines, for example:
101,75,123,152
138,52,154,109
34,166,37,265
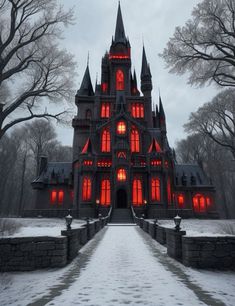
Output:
159,95,166,130
131,70,140,96
77,65,94,96
141,46,152,94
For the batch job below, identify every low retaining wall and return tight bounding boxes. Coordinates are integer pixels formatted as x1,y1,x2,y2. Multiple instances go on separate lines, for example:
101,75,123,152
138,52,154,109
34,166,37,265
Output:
0,216,109,272
133,213,235,270
182,236,235,269
0,236,67,272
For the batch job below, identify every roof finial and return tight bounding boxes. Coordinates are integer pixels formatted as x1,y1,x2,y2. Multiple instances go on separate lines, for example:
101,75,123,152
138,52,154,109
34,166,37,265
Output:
87,51,90,67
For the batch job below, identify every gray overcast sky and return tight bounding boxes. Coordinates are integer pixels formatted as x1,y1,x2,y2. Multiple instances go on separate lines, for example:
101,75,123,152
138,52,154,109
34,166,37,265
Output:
56,0,218,148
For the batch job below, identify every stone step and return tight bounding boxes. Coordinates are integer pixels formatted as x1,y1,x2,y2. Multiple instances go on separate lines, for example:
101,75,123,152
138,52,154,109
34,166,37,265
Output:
110,209,134,223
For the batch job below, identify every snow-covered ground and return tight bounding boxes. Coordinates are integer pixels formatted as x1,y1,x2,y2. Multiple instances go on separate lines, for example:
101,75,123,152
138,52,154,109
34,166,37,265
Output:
157,219,235,236
0,226,235,306
1,218,86,237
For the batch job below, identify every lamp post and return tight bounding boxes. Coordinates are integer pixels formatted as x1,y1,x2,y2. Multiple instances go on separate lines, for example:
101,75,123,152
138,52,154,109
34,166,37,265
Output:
174,215,182,231
65,211,73,230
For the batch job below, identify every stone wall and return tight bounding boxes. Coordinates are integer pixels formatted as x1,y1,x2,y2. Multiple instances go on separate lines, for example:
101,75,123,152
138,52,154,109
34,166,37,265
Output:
0,215,110,272
166,228,186,260
0,236,67,272
182,236,235,269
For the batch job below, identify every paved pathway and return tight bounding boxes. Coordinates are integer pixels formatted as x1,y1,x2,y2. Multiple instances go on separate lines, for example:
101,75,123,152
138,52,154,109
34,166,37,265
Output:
27,225,227,306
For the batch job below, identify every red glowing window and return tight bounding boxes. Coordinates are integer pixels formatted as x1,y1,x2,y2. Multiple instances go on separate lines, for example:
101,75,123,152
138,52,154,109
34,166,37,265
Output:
206,197,211,207
131,127,140,153
117,151,127,159
101,83,108,93
132,179,143,206
193,194,206,213
167,178,172,204
101,128,111,152
117,168,127,182
97,159,112,167
82,177,92,201
117,121,126,134
101,102,111,118
58,190,64,205
100,179,111,206
131,103,144,118
116,69,124,90
151,160,162,166
151,178,160,202
83,160,93,166
50,190,57,204
178,194,184,208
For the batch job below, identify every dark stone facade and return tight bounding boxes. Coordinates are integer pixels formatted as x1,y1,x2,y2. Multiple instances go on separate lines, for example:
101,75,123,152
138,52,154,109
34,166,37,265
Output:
30,4,217,219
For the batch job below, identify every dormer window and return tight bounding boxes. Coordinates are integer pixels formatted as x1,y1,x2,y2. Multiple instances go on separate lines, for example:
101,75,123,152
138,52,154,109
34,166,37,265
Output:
117,121,126,135
116,69,124,90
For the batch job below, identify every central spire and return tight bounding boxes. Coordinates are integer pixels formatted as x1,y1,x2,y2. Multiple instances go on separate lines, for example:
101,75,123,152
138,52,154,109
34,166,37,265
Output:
114,2,126,43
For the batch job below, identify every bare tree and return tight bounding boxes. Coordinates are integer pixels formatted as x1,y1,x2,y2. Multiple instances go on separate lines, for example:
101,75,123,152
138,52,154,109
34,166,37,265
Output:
184,89,235,159
0,0,76,140
160,0,235,87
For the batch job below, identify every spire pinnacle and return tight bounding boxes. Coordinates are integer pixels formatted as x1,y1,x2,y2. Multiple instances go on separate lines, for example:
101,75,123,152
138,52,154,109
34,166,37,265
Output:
78,65,94,96
114,2,126,43
141,46,151,78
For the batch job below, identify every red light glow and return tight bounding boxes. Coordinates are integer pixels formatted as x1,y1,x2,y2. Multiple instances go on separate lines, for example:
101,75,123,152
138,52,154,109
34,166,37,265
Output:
131,127,140,153
101,128,111,152
58,190,64,204
83,160,93,166
82,177,92,201
178,194,184,207
117,168,127,181
193,194,206,212
101,83,108,93
50,190,57,204
131,103,144,118
117,121,126,134
100,179,111,206
132,179,143,206
116,69,124,90
101,102,110,118
151,178,160,202
151,160,161,166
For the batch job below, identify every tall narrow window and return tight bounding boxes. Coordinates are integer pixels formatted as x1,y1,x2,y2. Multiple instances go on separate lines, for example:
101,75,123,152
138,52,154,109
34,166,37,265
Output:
132,178,143,206
101,128,111,152
100,179,111,206
130,126,140,153
117,121,126,135
100,102,110,118
82,177,92,201
116,69,124,90
117,168,127,182
50,190,57,204
151,178,160,202
131,103,144,118
193,194,206,212
58,190,64,205
178,194,184,208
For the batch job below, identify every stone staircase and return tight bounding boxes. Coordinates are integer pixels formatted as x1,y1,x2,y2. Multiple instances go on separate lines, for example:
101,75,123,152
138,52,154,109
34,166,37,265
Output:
110,208,134,224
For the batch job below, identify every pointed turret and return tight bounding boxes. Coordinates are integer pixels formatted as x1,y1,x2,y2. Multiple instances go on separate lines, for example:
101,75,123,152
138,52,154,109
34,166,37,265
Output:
114,2,126,44
77,65,94,96
131,69,140,95
159,95,166,130
141,46,152,94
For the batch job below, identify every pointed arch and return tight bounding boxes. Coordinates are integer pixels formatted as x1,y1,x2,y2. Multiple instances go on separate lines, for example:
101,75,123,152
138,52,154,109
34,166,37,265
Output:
132,178,143,206
151,177,160,202
116,69,124,90
101,128,111,152
100,179,111,206
130,126,140,153
82,177,92,201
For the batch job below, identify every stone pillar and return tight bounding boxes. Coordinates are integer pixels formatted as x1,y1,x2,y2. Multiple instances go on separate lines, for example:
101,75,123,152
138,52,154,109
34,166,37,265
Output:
166,228,186,260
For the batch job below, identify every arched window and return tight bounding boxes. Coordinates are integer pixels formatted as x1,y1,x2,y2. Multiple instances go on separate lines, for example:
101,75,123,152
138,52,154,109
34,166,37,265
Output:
82,177,92,201
151,178,160,202
117,121,126,135
131,103,144,118
130,126,140,153
132,178,143,206
50,190,57,204
193,194,206,212
100,179,111,206
100,102,110,118
116,69,124,90
85,109,92,119
178,194,184,208
117,168,127,182
58,190,64,205
101,128,111,152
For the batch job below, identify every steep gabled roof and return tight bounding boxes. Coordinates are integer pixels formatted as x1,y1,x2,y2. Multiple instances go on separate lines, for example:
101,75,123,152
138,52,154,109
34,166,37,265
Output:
148,138,162,153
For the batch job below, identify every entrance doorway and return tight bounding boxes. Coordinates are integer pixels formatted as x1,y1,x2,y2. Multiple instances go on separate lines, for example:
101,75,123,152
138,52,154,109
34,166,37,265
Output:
116,189,128,208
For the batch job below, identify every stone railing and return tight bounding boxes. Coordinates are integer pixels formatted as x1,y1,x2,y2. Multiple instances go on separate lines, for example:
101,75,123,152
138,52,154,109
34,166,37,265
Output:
132,212,235,270
0,211,111,272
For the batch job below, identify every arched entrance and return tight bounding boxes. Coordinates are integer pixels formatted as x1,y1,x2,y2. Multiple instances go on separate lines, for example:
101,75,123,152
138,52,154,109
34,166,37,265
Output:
116,189,128,208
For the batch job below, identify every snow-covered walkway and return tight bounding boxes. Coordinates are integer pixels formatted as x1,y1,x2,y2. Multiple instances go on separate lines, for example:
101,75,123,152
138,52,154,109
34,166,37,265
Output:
1,225,235,306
